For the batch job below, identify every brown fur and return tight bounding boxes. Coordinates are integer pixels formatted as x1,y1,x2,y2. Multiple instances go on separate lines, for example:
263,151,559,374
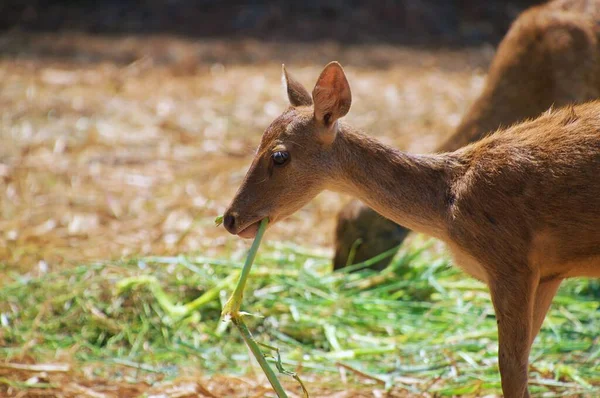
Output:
334,200,409,270
223,61,600,396
334,0,600,271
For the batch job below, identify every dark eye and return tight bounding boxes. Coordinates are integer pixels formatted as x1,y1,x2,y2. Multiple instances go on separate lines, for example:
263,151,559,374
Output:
272,151,289,166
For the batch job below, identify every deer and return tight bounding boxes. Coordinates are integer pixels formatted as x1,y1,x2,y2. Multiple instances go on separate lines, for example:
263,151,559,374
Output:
222,61,600,397
334,0,600,271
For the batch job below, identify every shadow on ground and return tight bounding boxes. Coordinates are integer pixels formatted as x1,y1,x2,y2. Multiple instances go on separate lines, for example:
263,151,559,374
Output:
2,0,543,46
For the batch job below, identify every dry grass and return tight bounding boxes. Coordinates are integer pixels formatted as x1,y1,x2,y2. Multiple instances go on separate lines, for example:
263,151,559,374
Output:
0,32,489,275
0,363,410,398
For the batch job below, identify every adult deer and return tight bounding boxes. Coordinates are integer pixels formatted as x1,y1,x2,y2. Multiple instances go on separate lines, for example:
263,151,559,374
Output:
335,0,600,271
223,61,600,397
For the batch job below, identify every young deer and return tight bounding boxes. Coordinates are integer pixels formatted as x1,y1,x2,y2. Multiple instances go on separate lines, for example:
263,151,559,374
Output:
223,62,600,397
334,0,600,271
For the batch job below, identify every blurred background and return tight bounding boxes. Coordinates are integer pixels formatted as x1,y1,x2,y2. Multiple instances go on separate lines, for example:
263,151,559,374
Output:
5,1,600,398
1,1,542,44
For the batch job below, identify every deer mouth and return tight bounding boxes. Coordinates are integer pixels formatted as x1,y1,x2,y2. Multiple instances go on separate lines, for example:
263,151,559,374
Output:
237,221,261,239
236,215,275,239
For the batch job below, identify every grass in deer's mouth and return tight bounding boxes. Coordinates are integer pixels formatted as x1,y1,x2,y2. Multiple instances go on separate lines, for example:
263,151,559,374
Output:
1,236,599,396
221,218,308,397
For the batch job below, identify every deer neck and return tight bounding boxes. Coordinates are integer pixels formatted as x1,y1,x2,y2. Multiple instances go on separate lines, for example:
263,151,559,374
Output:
331,125,457,240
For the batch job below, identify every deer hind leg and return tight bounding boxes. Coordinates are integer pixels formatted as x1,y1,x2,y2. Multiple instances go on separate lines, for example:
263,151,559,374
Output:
530,277,562,346
488,266,538,398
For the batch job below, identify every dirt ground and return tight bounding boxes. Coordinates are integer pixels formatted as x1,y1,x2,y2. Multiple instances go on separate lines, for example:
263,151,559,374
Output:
0,363,421,398
0,33,495,397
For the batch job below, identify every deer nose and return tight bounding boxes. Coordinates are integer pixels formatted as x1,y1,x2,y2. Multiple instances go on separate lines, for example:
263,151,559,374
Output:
223,213,236,234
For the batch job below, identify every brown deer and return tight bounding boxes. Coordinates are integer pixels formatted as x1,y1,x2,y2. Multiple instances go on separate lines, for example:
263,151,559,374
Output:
222,61,600,397
334,0,600,271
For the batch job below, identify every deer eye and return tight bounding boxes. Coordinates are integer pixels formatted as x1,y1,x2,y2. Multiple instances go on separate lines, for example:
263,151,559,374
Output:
272,151,289,166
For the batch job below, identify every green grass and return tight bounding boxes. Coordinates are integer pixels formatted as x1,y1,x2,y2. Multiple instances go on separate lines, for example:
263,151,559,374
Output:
1,236,600,396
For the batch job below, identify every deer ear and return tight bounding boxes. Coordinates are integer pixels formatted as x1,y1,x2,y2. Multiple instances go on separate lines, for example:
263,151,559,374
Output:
282,65,313,107
312,62,352,129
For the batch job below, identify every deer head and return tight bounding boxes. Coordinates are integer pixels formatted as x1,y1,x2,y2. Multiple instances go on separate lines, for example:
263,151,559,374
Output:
223,62,352,238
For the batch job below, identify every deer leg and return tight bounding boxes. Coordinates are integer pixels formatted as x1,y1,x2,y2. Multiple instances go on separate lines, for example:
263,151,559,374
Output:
489,270,538,398
530,278,562,347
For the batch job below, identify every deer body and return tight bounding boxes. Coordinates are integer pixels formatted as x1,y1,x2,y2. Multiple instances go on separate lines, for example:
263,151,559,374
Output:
223,62,600,396
333,105,600,287
334,0,600,271
444,0,600,151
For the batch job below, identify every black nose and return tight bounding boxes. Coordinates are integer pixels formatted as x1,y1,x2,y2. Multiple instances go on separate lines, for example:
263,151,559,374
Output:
223,213,236,233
